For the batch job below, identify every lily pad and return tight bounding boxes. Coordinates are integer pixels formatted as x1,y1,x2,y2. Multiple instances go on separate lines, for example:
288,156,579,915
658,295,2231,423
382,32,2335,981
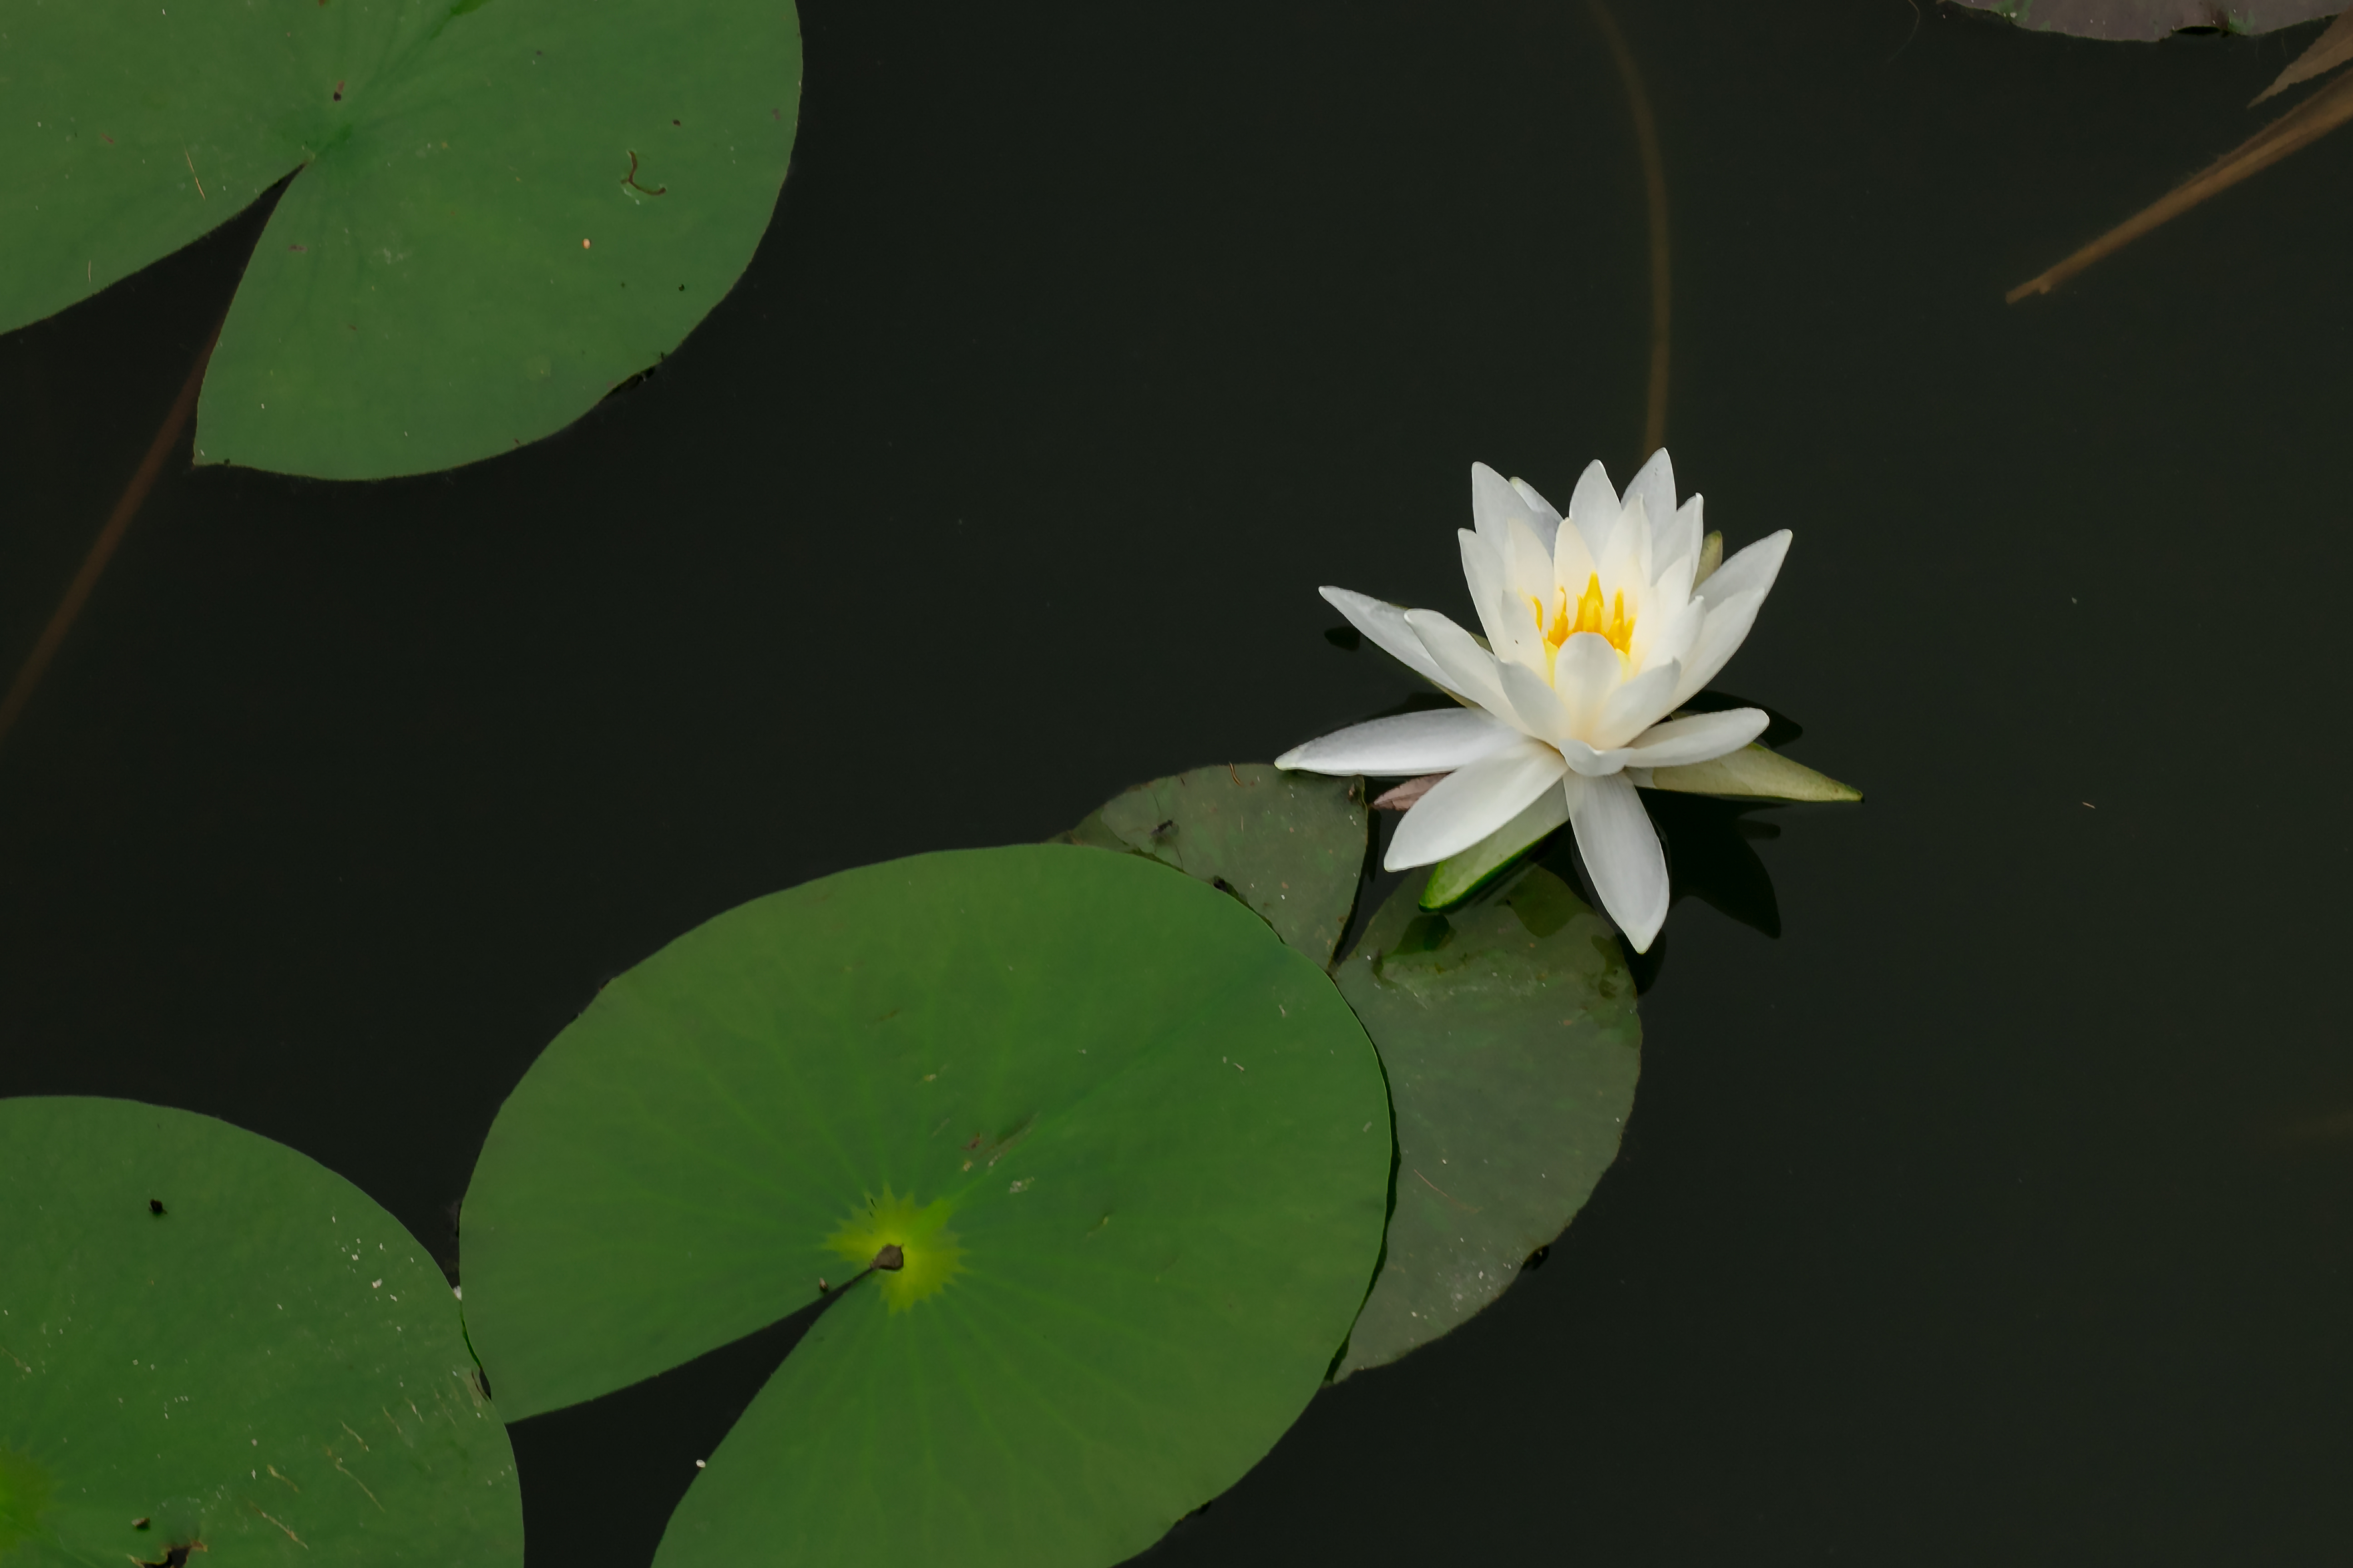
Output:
1332,865,1640,1379
0,0,801,479
1055,763,1369,965
1951,0,2335,40
460,845,1390,1568
0,1096,521,1567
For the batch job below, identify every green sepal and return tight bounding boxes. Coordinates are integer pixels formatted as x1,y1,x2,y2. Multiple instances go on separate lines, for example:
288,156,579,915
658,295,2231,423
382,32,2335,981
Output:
1644,743,1863,803
1693,530,1724,585
1418,788,1569,910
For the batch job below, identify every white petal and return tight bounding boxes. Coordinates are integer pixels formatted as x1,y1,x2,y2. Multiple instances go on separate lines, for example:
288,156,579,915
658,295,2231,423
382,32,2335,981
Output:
1508,477,1563,552
1504,517,1555,601
1320,587,1452,690
1556,736,1627,778
1419,784,1572,907
1552,501,1597,592
1647,545,1696,614
1696,528,1791,609
1564,771,1670,952
1623,450,1677,556
1472,463,1559,557
1458,531,1533,663
1593,657,1683,749
1597,492,1648,589
1668,587,1765,708
1656,494,1704,588
1552,631,1624,739
1498,658,1571,744
1629,581,1702,679
1566,459,1620,559
1621,707,1769,767
1275,707,1523,776
1384,741,1568,869
1404,609,1513,716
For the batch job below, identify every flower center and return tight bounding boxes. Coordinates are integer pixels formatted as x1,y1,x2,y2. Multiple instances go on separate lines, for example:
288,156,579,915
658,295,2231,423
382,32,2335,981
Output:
826,1187,965,1313
1530,573,1634,658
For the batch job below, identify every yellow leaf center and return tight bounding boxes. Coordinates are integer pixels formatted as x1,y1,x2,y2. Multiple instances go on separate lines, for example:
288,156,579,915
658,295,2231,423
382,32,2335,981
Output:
826,1187,965,1313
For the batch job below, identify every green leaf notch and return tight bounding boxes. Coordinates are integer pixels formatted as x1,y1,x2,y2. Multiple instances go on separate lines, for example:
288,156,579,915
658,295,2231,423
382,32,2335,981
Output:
0,1097,522,1568
1331,864,1641,1378
459,845,1391,1568
1054,762,1369,965
0,0,801,479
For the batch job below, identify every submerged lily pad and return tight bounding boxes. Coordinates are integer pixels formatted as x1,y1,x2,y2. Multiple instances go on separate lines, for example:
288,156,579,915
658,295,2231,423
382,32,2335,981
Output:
1333,865,1640,1379
0,0,801,479
460,845,1390,1568
0,1096,521,1567
1951,0,2335,39
1056,763,1369,964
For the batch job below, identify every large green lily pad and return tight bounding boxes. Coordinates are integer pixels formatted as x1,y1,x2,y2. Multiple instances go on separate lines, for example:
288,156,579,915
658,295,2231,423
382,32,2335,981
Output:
1332,865,1640,1379
1055,763,1368,965
460,844,1390,1568
0,0,800,479
0,1097,521,1567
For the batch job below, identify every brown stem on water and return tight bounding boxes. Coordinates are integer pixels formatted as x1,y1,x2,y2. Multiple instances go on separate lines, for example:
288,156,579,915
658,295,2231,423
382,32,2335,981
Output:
1588,0,1671,458
2254,8,2353,106
2009,69,2353,303
0,316,223,753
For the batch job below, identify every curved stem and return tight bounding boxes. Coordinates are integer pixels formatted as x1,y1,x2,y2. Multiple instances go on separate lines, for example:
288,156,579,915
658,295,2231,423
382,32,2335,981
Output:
0,316,224,753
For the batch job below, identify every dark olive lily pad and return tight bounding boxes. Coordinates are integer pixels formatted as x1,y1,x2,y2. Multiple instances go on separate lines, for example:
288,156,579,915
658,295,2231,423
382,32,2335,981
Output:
1055,763,1368,965
0,0,800,479
1332,865,1640,1379
0,1097,521,1567
1951,0,2334,40
1420,790,1567,911
459,845,1390,1568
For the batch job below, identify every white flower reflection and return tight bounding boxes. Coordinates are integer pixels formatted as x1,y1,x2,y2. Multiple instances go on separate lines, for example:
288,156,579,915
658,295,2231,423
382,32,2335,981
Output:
1276,450,1790,952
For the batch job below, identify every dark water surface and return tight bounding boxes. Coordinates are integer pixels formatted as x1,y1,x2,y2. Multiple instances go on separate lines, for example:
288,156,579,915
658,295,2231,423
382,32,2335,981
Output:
5,1,2350,1562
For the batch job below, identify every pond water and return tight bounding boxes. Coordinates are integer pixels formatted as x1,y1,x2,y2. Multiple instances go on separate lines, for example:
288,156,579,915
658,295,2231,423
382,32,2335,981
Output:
4,0,2350,1561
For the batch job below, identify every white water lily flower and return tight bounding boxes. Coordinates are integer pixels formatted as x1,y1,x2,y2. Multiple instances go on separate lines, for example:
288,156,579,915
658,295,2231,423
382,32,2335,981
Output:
1275,449,1791,952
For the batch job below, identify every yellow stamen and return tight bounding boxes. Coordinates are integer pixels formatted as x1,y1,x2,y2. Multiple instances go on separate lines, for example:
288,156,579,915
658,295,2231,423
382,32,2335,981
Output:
1530,573,1633,654
1530,574,1639,664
